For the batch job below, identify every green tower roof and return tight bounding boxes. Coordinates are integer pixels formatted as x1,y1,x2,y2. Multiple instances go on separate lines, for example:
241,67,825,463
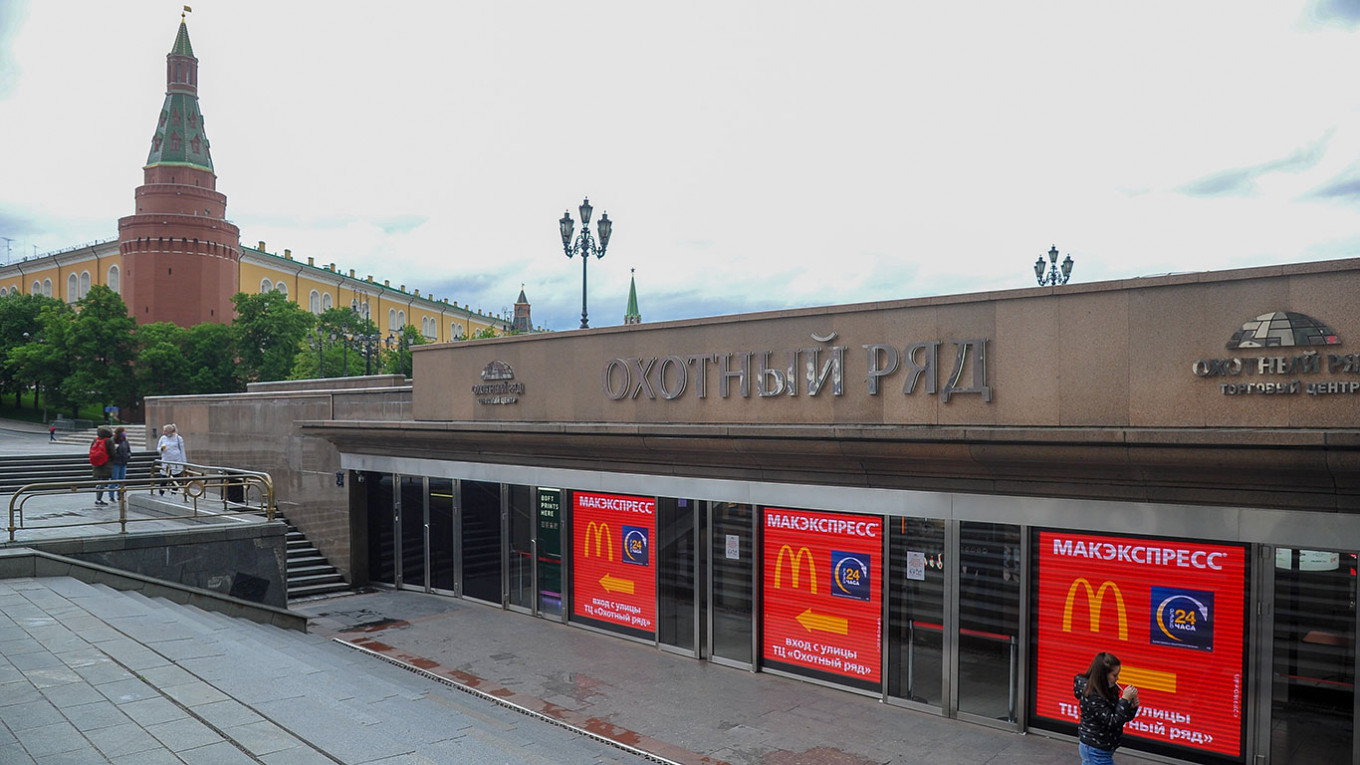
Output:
625,270,641,324
145,18,213,173
171,20,194,57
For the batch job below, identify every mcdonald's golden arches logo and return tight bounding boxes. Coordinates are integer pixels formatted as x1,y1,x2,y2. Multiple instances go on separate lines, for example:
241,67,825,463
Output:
583,521,614,561
775,545,818,594
1062,577,1128,641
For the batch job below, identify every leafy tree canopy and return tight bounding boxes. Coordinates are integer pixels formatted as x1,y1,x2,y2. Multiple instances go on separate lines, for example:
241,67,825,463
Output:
64,285,138,416
231,291,315,383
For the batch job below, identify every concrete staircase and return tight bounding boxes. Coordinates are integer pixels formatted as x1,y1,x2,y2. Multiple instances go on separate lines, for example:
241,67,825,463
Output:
0,451,158,493
52,426,148,449
0,577,652,764
282,515,351,600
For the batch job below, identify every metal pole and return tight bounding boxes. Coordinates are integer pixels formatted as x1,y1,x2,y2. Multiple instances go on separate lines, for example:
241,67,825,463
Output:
580,254,589,329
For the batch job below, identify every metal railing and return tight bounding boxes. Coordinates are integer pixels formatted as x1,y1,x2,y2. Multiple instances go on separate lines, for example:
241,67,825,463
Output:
7,461,275,542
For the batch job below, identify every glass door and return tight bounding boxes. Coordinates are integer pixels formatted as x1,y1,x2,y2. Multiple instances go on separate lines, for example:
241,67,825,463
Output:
460,480,503,605
954,521,1021,726
398,476,426,590
888,517,947,710
507,484,534,612
709,501,755,667
536,487,563,618
658,497,699,654
429,478,457,594
1264,547,1356,763
365,473,396,586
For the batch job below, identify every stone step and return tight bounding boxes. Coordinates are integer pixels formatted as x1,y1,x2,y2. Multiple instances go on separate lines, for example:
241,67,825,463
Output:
288,581,354,599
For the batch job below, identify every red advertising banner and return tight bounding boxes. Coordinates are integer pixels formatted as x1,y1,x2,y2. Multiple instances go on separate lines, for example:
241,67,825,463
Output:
762,508,881,683
571,491,656,635
1034,531,1246,757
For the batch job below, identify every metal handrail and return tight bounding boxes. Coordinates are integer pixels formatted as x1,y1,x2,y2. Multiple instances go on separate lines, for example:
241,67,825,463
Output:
7,463,276,542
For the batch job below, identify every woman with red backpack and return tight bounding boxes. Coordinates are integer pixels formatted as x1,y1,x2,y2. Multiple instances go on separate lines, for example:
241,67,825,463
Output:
89,426,115,506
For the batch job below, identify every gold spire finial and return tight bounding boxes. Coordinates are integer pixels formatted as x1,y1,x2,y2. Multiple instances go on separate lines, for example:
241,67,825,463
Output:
183,5,193,19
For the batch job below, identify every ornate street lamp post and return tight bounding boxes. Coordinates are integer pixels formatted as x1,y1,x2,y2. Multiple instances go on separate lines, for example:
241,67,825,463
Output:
350,302,380,376
385,331,411,377
560,197,613,329
358,332,380,375
1035,245,1074,286
311,327,326,378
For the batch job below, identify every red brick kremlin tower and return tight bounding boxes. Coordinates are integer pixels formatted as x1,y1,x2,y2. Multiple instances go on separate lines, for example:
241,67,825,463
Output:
118,13,240,325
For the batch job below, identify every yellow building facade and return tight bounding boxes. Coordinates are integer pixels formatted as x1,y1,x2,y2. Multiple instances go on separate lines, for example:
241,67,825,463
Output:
0,239,515,342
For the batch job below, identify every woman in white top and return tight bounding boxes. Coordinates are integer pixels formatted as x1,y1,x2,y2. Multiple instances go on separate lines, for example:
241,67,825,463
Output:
156,423,187,496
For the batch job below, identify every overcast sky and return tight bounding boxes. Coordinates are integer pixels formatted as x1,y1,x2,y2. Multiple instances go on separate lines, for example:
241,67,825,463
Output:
3,1,1360,331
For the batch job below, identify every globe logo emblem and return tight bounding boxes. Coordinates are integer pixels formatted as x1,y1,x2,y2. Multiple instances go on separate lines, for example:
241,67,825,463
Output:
622,525,649,567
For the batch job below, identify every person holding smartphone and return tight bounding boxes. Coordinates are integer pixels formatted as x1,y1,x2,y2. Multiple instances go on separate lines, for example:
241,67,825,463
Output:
1074,651,1139,764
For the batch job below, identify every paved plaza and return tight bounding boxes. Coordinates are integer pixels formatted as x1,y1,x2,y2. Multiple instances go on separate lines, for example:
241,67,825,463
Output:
0,418,1107,764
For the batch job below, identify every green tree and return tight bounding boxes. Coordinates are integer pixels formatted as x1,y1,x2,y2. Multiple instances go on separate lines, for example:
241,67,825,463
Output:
0,293,62,408
64,285,137,418
184,322,241,393
289,307,383,380
8,301,76,417
231,291,314,383
133,322,191,400
380,324,427,378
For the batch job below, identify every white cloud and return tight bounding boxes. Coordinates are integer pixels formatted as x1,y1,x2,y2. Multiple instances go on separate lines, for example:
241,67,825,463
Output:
2,0,1359,329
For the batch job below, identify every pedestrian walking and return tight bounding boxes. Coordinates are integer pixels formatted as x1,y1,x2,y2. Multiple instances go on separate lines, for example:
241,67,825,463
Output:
1074,651,1139,765
49,423,57,442
156,423,187,497
89,426,115,506
109,426,132,499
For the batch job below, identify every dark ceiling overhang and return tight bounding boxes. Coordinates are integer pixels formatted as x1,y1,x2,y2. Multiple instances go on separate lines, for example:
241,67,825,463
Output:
299,420,1360,513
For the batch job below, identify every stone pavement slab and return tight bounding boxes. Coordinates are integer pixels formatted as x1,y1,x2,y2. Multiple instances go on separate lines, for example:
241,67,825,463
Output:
2,576,661,764
300,589,1094,765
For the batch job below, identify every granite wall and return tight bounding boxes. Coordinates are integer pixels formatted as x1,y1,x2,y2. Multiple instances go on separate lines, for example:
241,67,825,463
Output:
6,523,289,608
145,375,412,581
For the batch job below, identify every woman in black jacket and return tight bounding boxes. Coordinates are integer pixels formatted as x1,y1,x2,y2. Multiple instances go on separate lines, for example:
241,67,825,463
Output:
1074,651,1139,764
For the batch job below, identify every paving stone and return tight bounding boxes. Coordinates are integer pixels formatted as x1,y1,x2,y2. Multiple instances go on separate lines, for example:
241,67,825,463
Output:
177,740,260,764
96,677,161,704
145,715,226,753
63,698,133,732
86,721,168,759
116,696,189,727
158,679,231,707
40,680,106,708
33,744,108,764
2,699,64,732
11,720,87,758
221,719,306,756
258,746,340,765
110,747,183,765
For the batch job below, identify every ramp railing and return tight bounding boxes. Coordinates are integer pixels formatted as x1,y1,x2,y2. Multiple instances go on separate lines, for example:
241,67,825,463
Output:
7,461,276,542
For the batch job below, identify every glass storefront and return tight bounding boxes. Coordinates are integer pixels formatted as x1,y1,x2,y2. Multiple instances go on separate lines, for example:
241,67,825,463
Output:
355,471,1360,764
507,484,533,612
888,517,946,708
536,488,563,617
955,522,1022,724
460,480,502,604
1269,548,1355,763
366,473,395,586
429,478,456,593
657,497,698,653
399,476,425,589
710,502,754,667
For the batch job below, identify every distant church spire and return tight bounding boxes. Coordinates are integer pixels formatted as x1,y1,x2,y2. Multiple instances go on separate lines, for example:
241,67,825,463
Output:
624,269,641,325
512,284,532,333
